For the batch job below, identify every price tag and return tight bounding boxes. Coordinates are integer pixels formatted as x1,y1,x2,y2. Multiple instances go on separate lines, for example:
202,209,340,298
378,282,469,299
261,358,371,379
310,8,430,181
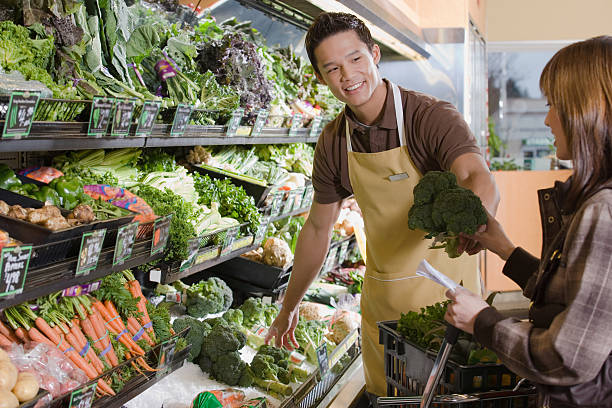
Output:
76,229,106,276
136,100,161,136
170,104,193,136
111,98,135,136
316,343,330,376
250,109,269,137
303,185,314,207
2,91,40,139
225,108,244,137
157,337,178,378
323,247,338,274
337,240,350,265
151,214,172,256
113,221,139,266
0,245,32,298
309,116,323,137
220,226,239,257
179,237,200,272
69,382,97,408
254,216,270,247
88,97,115,137
282,190,298,214
288,113,303,137
270,192,284,217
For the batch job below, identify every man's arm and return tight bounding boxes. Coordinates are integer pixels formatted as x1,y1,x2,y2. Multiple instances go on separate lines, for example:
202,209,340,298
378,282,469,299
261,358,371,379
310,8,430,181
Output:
450,152,499,215
281,199,343,312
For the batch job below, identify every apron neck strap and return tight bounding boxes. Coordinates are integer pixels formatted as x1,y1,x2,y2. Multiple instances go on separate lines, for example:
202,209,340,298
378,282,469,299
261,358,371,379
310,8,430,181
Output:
345,82,406,153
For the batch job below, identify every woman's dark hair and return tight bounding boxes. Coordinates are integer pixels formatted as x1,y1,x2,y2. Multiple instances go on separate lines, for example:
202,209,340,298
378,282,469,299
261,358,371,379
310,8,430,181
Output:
540,36,612,206
305,12,375,75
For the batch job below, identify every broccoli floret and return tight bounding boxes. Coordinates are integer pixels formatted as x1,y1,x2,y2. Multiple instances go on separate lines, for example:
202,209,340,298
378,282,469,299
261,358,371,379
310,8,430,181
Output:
204,316,227,327
251,354,278,381
185,277,233,317
201,320,246,358
255,344,309,384
172,316,212,362
294,319,327,364
277,367,291,384
198,351,213,373
249,350,296,395
408,171,488,258
413,171,457,205
239,297,279,329
239,366,255,387
223,308,244,326
258,344,290,362
212,351,248,386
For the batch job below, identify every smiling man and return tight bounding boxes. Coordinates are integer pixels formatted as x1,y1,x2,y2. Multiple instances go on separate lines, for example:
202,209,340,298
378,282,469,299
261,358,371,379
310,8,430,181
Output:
265,12,499,398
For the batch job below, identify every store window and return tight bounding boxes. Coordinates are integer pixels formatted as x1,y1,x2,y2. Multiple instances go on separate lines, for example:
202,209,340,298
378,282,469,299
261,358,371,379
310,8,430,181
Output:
487,42,570,170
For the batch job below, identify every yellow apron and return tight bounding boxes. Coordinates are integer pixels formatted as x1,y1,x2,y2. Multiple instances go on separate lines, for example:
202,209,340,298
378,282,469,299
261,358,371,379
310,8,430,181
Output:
346,82,481,396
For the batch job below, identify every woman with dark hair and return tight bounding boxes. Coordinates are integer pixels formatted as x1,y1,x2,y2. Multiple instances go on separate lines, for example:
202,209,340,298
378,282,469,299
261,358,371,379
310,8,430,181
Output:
445,36,612,407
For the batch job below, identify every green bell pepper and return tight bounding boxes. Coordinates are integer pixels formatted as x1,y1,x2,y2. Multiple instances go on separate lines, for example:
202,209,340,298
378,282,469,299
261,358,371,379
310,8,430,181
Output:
0,164,21,190
9,185,29,196
33,186,61,206
22,183,37,193
50,176,82,210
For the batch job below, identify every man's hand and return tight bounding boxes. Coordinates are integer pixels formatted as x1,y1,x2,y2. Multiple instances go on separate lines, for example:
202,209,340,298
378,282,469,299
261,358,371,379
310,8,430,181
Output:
264,306,300,350
444,286,489,334
457,224,486,256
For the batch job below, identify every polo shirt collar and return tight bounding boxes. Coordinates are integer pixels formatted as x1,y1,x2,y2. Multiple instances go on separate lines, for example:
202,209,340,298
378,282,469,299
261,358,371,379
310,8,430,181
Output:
343,79,397,133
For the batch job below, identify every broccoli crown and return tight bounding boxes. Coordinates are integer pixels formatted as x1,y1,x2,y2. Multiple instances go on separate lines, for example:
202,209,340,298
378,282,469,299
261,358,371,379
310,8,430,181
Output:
251,354,279,381
223,308,244,327
239,366,255,387
258,344,290,363
172,316,212,362
294,319,327,364
204,316,227,327
212,351,247,386
413,171,457,205
432,188,487,235
201,321,246,357
239,297,279,329
277,367,291,384
198,351,213,374
186,277,233,317
408,203,440,235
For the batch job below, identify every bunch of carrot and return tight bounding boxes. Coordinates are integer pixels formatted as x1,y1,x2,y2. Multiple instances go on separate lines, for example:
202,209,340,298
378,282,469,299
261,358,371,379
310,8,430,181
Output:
0,270,170,401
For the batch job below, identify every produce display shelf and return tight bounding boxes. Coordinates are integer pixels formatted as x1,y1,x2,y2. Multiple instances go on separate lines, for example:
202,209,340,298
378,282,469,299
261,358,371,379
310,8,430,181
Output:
0,238,162,309
160,244,260,284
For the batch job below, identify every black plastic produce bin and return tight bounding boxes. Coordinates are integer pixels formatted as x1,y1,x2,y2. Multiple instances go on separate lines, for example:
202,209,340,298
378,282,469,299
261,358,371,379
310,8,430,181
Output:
378,320,522,397
209,255,291,289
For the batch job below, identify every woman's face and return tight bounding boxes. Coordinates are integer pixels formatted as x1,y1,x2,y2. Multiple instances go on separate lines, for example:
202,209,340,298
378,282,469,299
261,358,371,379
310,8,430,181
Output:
545,105,571,160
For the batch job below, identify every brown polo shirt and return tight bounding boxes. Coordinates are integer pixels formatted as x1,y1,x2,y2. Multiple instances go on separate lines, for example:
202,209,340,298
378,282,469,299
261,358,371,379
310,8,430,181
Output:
312,79,482,204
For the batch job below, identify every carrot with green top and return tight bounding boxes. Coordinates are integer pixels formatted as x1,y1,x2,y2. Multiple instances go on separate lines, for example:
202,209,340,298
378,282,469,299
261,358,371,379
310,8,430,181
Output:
122,270,155,340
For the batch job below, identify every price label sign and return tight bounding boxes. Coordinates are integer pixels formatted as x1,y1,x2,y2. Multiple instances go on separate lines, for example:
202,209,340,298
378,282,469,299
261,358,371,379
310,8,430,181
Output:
69,382,97,408
303,185,314,207
151,214,172,256
220,226,239,257
282,190,298,214
270,192,284,217
88,97,115,137
179,237,200,272
323,247,338,274
309,116,323,137
76,229,106,276
113,221,139,266
337,240,350,265
316,343,330,376
288,113,303,137
250,109,269,137
2,91,40,139
0,245,32,298
226,108,244,137
170,104,193,136
254,216,270,247
157,337,178,379
111,98,135,136
136,100,161,136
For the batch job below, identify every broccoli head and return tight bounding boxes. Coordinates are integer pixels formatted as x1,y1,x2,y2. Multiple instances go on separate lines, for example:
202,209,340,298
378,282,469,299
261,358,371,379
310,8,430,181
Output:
172,316,212,362
251,354,278,381
408,171,487,258
198,351,213,373
223,308,244,327
185,277,233,317
258,344,290,363
239,297,279,329
201,320,246,358
238,366,255,387
212,351,248,386
413,171,457,205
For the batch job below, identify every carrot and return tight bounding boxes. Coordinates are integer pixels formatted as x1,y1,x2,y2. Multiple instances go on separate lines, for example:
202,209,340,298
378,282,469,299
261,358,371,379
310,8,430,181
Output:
127,316,155,347
123,271,155,338
69,321,106,374
0,320,18,343
0,333,12,347
94,299,145,356
91,312,119,367
27,327,54,347
14,327,29,343
80,315,113,367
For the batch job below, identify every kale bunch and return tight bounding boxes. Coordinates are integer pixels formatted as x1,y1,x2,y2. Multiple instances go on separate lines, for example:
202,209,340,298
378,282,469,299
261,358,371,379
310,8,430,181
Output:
408,171,487,258
197,33,273,114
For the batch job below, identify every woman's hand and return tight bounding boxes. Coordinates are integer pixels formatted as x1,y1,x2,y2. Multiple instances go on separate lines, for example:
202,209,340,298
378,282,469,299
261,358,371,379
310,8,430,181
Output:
264,306,300,350
465,210,516,260
445,286,490,335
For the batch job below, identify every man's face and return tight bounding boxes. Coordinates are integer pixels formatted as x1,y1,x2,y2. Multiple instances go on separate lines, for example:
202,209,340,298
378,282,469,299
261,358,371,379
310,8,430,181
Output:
314,30,381,109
